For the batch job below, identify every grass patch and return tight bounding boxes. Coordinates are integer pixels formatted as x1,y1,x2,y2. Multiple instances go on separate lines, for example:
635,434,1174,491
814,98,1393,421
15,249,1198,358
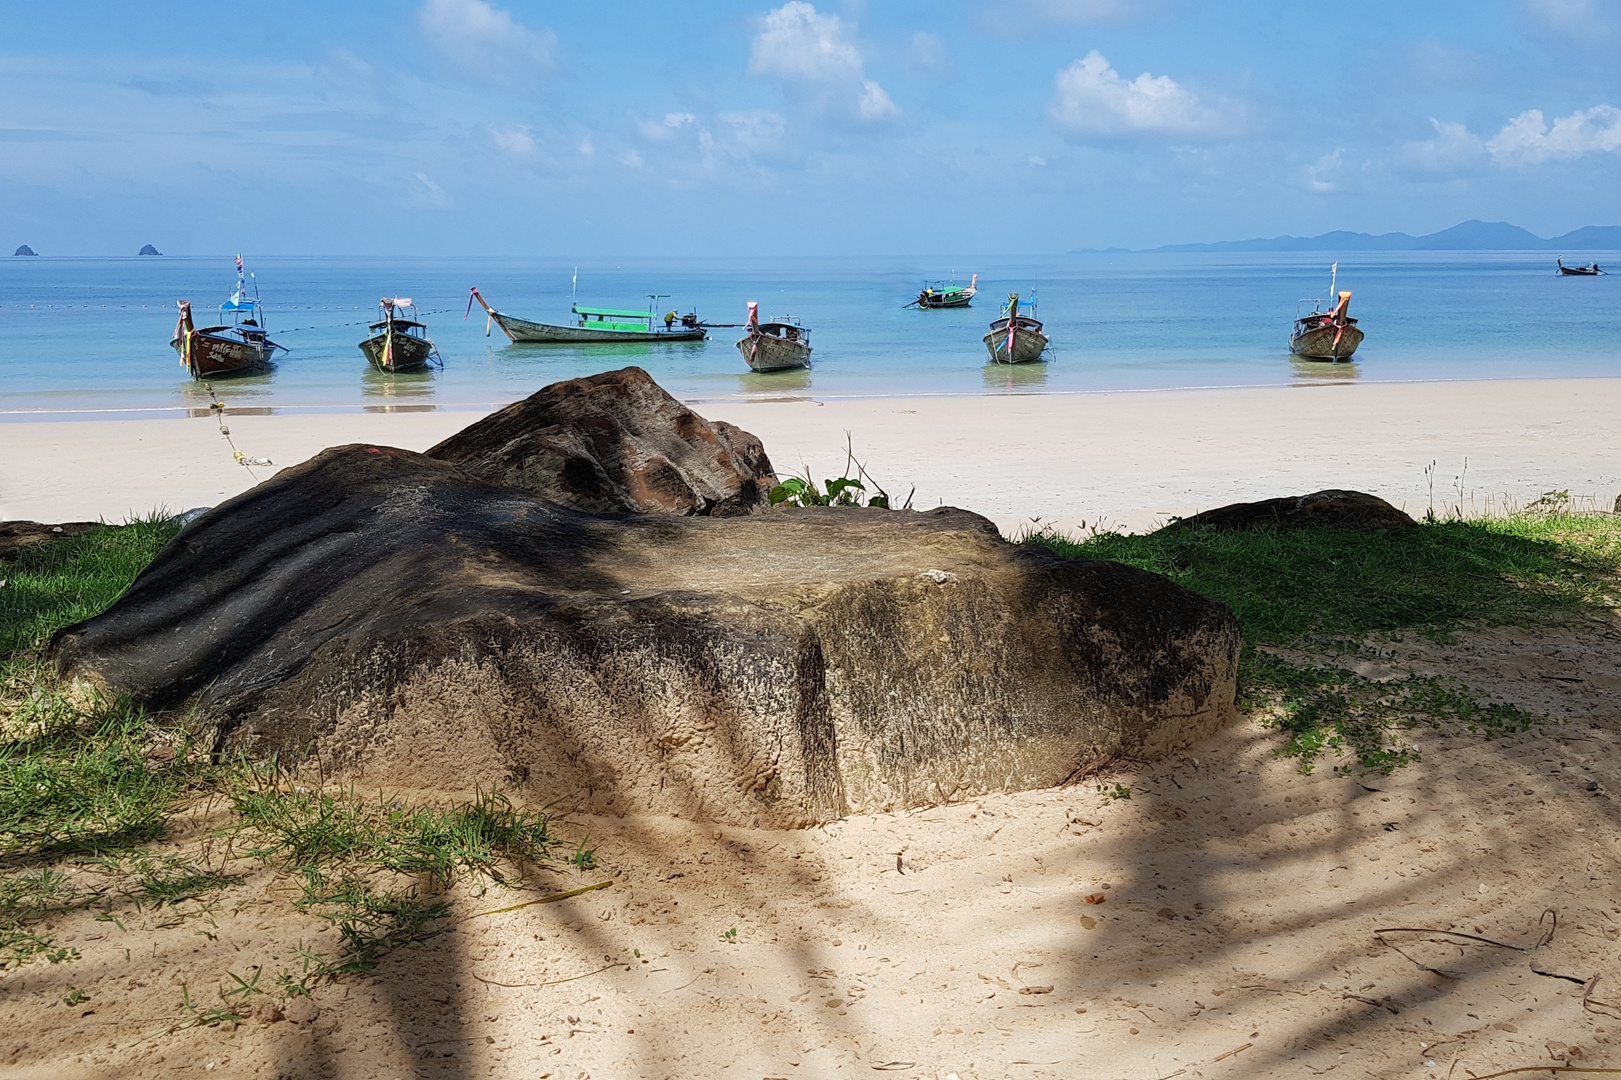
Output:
1029,513,1621,771
1,520,593,1007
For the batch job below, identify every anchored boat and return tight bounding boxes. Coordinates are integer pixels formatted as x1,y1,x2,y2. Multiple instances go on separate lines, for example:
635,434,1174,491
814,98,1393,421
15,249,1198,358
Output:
466,286,707,343
908,274,978,309
1289,263,1363,361
359,298,442,373
171,255,285,378
983,292,1050,364
736,302,812,372
1557,258,1606,276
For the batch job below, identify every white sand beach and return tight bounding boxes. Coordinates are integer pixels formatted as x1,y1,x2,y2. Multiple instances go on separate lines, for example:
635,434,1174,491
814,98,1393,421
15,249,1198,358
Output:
4,377,1621,532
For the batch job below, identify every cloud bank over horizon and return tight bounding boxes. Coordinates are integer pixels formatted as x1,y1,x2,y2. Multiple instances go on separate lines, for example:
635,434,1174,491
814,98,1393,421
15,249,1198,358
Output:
1,0,1618,255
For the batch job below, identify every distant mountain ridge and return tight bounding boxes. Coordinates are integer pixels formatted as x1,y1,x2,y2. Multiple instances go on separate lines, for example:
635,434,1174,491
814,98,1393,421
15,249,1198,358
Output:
1078,220,1621,254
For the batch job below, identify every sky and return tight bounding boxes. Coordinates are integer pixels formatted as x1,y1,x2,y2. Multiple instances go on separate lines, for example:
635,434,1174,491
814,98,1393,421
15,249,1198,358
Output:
2,0,1620,255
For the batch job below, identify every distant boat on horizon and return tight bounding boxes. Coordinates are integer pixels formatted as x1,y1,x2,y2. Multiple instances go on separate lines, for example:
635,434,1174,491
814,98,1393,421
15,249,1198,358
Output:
907,274,977,309
1289,263,1364,361
171,255,285,378
983,292,1050,364
466,284,707,344
359,298,441,373
1557,258,1605,276
736,302,812,372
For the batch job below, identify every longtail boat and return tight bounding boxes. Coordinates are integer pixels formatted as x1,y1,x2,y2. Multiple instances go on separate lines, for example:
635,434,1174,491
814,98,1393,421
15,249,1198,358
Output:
171,255,285,378
359,298,441,373
1289,263,1363,361
466,286,707,343
1557,258,1605,276
907,274,978,309
736,302,812,372
982,292,1050,364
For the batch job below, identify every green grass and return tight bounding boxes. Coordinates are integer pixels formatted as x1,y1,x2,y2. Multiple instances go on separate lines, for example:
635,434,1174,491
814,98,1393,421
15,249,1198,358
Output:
1,521,591,1000
1029,513,1621,771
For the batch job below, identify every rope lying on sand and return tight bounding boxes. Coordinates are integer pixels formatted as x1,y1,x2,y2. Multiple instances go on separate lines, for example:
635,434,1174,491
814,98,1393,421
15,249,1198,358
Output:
200,381,273,479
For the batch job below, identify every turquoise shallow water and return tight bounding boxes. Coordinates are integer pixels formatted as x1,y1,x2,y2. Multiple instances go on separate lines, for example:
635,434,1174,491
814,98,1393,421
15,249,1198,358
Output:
0,252,1617,419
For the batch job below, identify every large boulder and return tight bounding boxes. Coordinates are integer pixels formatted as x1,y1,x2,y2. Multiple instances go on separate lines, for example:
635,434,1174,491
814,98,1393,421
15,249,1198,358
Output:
426,366,774,516
1170,489,1416,531
51,445,1241,826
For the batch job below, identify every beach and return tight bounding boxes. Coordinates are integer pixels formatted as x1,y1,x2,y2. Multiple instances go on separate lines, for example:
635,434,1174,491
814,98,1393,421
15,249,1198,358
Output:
6,376,1620,533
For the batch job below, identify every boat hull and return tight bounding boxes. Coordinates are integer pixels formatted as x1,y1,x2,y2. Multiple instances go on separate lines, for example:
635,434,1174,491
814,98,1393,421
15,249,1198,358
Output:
171,328,278,378
983,325,1050,364
917,291,974,309
736,332,812,372
359,331,436,372
1559,267,1603,276
492,311,706,344
1289,323,1364,360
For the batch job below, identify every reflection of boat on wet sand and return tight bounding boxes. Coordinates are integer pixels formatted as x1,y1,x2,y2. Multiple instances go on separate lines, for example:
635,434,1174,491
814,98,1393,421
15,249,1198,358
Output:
171,256,286,379
1558,258,1606,276
1289,264,1363,361
907,274,978,309
467,287,707,343
736,302,812,372
359,298,442,373
982,292,1050,364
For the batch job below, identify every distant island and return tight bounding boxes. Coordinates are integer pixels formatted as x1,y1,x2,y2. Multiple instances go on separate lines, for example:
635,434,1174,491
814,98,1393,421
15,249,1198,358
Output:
1077,219,1621,254
13,245,37,257
138,244,161,256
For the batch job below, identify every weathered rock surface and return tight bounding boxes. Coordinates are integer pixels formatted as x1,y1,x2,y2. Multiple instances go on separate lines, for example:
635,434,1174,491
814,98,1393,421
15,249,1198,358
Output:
52,445,1240,826
1,520,101,560
426,366,775,516
1171,489,1416,531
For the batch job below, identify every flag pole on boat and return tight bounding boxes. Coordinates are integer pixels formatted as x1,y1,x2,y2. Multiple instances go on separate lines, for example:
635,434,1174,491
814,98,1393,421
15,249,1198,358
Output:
571,267,578,310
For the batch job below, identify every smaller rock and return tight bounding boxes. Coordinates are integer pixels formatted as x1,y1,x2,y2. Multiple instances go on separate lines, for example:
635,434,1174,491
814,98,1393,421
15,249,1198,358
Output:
138,244,162,256
13,245,36,257
282,996,319,1024
1169,489,1416,531
0,521,101,560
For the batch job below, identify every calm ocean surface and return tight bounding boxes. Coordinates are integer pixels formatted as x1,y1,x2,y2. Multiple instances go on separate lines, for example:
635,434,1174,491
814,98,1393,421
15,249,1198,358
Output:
1,252,1617,420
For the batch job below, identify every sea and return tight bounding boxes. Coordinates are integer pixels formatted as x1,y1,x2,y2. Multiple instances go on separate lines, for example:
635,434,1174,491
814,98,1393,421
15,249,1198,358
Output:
1,252,1617,421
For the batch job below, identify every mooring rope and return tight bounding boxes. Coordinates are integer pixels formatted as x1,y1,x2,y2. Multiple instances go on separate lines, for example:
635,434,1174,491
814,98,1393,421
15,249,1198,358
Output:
199,381,273,480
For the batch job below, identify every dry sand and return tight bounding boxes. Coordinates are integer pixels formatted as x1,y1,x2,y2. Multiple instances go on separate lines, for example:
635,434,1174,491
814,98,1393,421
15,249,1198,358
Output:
7,377,1621,1078
4,377,1621,533
6,620,1621,1080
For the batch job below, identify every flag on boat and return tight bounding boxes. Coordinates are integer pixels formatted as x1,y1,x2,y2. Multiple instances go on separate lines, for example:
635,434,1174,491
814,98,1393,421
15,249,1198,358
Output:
235,254,243,272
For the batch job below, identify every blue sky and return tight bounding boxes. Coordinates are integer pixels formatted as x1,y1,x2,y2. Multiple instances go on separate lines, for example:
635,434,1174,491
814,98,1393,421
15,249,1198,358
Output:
3,0,1619,254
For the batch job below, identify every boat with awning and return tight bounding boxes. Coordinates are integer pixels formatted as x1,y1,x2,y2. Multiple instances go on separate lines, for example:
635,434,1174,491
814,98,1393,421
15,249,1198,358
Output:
467,288,707,343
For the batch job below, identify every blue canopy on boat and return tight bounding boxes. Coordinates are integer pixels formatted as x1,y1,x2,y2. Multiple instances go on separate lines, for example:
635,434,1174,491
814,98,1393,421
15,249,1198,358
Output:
221,296,259,311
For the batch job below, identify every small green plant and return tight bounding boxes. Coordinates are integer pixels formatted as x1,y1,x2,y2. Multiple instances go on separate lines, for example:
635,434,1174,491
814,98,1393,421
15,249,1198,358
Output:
1098,783,1132,802
720,926,738,943
178,982,243,1029
62,985,88,1006
767,437,913,511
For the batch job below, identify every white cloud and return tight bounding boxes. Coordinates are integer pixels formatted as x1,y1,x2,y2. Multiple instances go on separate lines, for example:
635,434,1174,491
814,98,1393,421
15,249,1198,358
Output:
1049,51,1222,139
419,0,556,82
905,32,953,78
1028,155,1047,167
1397,118,1487,175
1486,105,1621,165
412,172,449,207
619,148,644,169
489,125,536,157
717,109,787,154
1523,0,1602,33
638,112,698,142
1302,150,1343,192
857,81,897,120
749,3,897,122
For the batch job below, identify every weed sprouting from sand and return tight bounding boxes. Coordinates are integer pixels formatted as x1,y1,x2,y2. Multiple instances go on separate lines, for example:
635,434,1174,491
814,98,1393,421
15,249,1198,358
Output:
226,777,583,988
1028,511,1621,770
769,434,914,510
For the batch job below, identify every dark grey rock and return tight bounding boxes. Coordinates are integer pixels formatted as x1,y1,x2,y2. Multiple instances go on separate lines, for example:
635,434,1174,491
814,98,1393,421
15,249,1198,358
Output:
426,366,774,517
1169,489,1417,531
51,444,1240,825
